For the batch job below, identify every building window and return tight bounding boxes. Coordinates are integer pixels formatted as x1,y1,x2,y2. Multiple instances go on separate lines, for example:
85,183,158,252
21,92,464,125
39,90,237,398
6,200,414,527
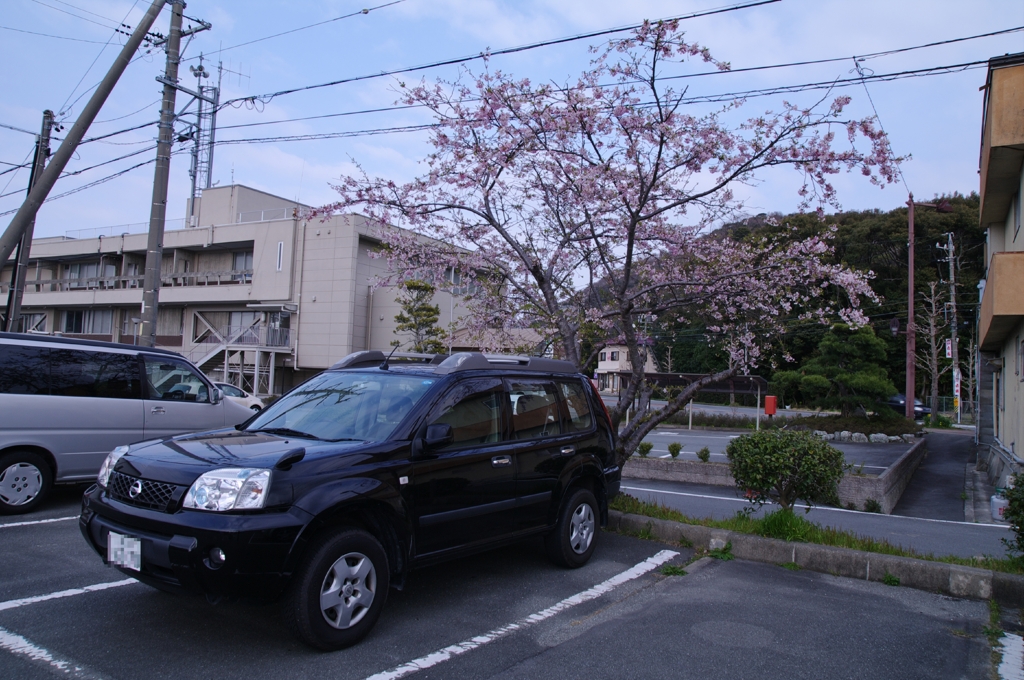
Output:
18,313,45,333
1015,192,1021,242
63,309,112,335
277,241,284,271
232,251,253,282
610,351,619,361
599,352,606,362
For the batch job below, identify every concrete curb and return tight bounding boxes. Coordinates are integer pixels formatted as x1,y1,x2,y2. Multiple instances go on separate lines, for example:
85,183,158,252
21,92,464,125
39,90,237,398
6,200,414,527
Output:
608,509,1024,606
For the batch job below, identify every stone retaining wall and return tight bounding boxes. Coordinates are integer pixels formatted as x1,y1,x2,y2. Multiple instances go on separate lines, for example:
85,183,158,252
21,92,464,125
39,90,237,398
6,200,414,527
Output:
621,438,927,514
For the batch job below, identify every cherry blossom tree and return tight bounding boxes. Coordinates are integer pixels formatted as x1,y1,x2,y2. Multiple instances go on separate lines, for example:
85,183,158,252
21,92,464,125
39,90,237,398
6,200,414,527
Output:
323,20,898,464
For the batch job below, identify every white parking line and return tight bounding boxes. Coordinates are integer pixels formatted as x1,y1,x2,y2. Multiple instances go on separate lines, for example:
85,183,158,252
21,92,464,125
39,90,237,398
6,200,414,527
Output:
0,626,104,679
1000,633,1024,680
0,579,136,613
0,516,77,529
364,549,680,680
621,485,1011,528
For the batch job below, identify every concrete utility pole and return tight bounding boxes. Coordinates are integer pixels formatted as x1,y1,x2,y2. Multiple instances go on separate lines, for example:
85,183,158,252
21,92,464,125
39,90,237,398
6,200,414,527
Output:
139,0,185,348
941,232,961,423
906,196,916,420
4,110,53,331
0,0,166,271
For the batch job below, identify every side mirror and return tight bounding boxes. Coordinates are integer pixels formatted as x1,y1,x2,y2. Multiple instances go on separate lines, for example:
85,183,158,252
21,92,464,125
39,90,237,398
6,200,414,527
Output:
413,423,453,459
210,387,223,405
425,423,454,448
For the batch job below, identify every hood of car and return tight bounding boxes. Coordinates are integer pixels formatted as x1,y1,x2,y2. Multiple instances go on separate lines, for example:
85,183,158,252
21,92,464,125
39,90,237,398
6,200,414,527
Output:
115,429,372,486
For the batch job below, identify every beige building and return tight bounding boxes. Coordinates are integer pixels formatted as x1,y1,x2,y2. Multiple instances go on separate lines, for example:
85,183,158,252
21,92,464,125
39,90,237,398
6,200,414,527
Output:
977,52,1024,485
595,344,659,393
0,185,467,396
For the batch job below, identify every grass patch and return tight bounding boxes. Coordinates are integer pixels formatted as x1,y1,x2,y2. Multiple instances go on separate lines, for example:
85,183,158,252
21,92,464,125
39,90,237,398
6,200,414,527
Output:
786,413,919,436
780,562,801,571
986,600,1006,646
708,541,734,560
660,564,688,576
882,571,900,586
609,493,1024,575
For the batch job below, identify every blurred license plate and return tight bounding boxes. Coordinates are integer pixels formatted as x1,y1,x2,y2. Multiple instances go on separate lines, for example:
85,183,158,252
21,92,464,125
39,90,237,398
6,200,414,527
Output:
108,531,141,571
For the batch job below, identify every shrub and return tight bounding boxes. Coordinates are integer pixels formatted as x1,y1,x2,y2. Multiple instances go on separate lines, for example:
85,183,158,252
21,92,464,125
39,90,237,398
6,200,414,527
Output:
696,446,711,463
924,414,953,428
864,499,882,513
726,430,845,512
882,572,900,586
668,442,682,459
637,442,653,458
758,508,813,542
1002,476,1024,560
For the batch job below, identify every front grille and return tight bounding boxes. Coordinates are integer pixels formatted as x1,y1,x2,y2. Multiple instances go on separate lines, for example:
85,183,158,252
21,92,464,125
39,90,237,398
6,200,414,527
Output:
107,471,180,512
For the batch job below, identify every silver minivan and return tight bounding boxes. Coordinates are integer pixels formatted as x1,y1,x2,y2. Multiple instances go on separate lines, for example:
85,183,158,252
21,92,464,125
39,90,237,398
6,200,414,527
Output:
0,332,254,514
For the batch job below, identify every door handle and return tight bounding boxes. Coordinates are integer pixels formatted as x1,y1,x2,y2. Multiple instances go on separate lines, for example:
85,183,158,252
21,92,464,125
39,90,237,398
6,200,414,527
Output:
560,446,575,456
150,407,165,415
491,455,512,468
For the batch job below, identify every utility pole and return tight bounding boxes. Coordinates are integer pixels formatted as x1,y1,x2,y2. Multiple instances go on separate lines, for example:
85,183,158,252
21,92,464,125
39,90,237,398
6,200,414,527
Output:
940,232,961,423
0,0,166,270
4,110,53,332
139,0,185,348
906,196,916,420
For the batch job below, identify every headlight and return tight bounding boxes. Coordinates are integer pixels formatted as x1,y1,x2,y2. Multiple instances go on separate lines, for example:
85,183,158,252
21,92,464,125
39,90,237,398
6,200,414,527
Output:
183,468,271,511
98,446,130,488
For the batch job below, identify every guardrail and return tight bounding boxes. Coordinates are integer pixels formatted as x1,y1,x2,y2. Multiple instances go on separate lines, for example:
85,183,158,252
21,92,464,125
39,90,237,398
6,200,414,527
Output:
8,269,254,293
237,208,290,223
65,219,186,240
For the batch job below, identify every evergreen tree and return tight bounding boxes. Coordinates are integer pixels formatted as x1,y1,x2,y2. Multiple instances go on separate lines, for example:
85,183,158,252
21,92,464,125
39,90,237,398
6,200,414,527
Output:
775,324,896,417
393,279,446,353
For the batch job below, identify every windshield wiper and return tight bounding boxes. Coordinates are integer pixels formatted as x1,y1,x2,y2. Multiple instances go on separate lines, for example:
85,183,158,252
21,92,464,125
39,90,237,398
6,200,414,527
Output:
249,427,323,441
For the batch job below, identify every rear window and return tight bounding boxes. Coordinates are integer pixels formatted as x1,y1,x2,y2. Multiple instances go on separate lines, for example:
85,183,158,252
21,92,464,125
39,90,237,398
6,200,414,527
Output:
0,344,49,394
558,380,593,432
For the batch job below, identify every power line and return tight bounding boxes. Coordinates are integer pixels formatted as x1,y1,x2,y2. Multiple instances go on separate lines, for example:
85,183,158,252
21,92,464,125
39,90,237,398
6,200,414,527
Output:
211,58,988,147
94,99,161,124
219,0,780,110
0,24,108,44
0,121,37,136
182,0,408,63
213,26,1014,134
28,0,119,30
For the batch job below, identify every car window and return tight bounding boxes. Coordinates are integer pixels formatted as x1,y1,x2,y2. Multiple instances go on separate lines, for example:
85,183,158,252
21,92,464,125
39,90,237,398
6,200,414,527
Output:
219,384,245,398
558,379,593,432
144,357,209,403
247,371,436,441
50,349,140,399
0,345,49,394
508,380,563,440
429,378,505,450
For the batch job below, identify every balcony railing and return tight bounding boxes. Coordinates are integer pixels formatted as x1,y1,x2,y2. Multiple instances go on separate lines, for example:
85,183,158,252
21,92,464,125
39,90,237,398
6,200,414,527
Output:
237,208,289,223
5,269,254,294
189,323,291,364
64,219,186,240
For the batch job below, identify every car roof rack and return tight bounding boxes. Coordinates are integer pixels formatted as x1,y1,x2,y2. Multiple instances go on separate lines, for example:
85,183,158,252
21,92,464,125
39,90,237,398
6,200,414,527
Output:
330,350,449,370
433,352,577,375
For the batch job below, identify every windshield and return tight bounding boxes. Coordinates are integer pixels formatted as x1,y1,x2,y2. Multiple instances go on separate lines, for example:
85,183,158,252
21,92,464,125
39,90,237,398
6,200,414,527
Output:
246,371,437,442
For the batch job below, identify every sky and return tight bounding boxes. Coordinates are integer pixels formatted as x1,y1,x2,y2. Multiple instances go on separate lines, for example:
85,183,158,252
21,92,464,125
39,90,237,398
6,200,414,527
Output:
1,0,1023,241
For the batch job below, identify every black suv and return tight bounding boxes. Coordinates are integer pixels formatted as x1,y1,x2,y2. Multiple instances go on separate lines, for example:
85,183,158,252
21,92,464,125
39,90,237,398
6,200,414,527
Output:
80,351,620,649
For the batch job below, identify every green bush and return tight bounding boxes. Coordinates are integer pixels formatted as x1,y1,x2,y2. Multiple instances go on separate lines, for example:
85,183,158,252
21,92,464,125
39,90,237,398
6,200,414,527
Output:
637,442,653,458
758,508,813,542
1002,476,1024,560
864,498,882,513
668,442,682,458
696,446,711,463
726,430,845,512
924,414,953,428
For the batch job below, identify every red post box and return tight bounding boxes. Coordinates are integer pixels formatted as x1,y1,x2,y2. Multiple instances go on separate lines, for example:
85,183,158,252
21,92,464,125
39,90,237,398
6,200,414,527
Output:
764,395,777,416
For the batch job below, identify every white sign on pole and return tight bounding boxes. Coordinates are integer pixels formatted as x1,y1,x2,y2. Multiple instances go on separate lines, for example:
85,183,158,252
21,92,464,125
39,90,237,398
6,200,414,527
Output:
945,338,952,359
953,368,961,397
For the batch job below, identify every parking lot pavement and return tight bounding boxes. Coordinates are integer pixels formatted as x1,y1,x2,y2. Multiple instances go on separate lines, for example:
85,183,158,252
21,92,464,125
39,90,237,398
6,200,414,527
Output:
638,429,912,473
0,504,997,680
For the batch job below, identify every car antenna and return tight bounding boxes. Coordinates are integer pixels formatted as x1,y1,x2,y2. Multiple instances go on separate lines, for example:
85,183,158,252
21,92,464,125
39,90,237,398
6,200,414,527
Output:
379,345,400,371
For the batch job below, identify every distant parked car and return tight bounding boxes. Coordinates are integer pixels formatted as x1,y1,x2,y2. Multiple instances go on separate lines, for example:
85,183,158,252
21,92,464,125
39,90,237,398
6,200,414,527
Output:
214,382,264,411
885,394,931,417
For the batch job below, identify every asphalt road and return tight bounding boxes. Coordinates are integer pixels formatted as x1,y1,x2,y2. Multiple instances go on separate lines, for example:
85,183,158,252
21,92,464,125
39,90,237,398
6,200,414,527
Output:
0,489,995,679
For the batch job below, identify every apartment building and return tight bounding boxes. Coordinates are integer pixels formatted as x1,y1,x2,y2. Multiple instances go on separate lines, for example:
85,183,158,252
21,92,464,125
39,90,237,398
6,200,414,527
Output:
977,52,1024,485
0,184,467,396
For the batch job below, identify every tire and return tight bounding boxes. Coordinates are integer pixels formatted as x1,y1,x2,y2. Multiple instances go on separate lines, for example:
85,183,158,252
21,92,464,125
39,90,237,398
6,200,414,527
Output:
545,487,599,568
284,528,389,650
0,450,52,515
250,405,262,412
